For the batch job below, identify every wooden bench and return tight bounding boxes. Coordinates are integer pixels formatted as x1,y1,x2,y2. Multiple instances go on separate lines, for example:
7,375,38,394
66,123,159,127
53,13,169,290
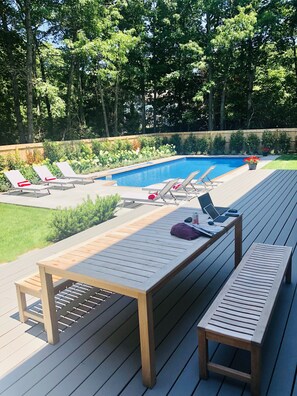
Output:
15,273,75,323
198,242,292,396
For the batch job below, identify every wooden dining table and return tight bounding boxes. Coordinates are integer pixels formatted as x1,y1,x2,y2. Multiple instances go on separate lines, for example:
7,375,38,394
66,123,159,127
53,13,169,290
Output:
38,206,242,388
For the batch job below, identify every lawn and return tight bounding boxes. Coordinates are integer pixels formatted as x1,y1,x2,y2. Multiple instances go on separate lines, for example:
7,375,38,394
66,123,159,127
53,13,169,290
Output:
0,203,54,263
263,154,297,170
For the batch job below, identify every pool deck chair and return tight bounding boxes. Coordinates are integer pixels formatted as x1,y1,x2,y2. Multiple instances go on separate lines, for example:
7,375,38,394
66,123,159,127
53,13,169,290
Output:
143,170,200,199
4,170,51,197
56,162,96,184
193,165,216,190
33,165,76,189
121,179,180,206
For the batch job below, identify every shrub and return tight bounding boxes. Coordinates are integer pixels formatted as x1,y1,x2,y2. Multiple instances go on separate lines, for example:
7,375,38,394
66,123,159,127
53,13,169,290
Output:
245,133,260,154
196,137,209,154
139,136,157,148
277,132,291,154
91,140,102,156
5,149,25,170
212,134,226,154
48,194,121,242
261,131,278,152
0,155,5,172
26,149,44,165
43,141,65,163
183,134,198,154
230,130,245,154
169,134,183,154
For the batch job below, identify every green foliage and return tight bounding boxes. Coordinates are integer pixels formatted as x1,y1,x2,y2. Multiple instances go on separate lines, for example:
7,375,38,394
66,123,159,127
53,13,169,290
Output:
277,132,291,154
169,134,183,154
0,155,5,172
91,140,102,157
261,131,278,152
196,137,209,154
5,150,25,170
245,133,260,154
212,134,226,155
183,134,198,154
230,130,245,154
43,141,65,163
48,194,121,242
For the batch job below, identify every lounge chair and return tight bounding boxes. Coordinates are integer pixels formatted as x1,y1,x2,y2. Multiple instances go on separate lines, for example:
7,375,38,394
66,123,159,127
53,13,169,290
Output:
56,162,96,184
4,170,51,197
165,165,216,191
33,165,75,189
143,170,200,199
121,179,180,206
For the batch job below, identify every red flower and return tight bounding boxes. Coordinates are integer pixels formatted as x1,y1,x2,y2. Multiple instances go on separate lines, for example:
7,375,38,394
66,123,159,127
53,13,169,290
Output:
244,156,260,164
262,147,270,152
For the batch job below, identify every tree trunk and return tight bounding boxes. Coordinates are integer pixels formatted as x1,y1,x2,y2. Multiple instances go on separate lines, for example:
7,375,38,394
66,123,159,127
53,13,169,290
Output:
220,81,226,130
24,0,34,142
114,73,119,135
78,70,86,131
141,90,146,134
1,9,25,142
206,13,214,131
36,42,53,137
63,55,75,140
208,64,214,131
98,77,109,137
153,88,157,133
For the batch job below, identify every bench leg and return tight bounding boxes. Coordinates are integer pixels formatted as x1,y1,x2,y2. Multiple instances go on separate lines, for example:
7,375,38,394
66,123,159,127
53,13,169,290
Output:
15,285,27,323
251,344,261,396
198,328,209,379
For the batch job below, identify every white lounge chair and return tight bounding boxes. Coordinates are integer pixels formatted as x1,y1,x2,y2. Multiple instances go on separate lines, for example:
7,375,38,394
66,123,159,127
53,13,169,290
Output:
121,179,180,206
4,170,51,197
56,162,96,184
33,165,75,189
165,165,217,191
143,170,200,199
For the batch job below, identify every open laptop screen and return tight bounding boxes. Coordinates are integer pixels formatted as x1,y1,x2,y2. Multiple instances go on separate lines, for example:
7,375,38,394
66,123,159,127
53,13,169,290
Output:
198,193,212,213
204,204,220,220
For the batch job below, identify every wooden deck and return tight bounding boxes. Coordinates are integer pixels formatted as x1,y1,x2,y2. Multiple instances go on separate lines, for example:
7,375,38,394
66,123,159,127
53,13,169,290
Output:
0,169,296,396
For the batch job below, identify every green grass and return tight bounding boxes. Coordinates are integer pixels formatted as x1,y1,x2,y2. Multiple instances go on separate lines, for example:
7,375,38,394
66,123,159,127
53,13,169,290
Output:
263,154,297,170
0,204,54,263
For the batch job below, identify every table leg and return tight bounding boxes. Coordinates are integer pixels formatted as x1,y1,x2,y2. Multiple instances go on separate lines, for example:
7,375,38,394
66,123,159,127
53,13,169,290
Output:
234,216,242,267
39,266,59,344
138,292,156,388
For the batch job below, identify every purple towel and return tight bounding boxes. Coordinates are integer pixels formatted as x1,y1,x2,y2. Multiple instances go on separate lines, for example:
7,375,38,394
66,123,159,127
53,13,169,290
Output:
170,223,202,240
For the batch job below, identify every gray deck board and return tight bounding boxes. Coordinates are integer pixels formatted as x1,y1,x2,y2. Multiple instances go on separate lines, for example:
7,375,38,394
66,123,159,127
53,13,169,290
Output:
0,170,296,396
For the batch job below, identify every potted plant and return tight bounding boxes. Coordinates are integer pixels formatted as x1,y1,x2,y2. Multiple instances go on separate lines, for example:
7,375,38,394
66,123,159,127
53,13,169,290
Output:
244,156,260,170
262,147,270,156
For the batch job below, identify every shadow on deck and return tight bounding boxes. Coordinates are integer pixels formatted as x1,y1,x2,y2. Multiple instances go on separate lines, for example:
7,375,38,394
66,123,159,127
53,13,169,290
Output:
0,170,296,396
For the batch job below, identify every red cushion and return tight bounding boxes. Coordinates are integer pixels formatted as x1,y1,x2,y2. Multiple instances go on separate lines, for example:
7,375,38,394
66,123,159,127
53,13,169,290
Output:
173,183,181,190
45,177,56,181
17,180,31,187
148,192,158,200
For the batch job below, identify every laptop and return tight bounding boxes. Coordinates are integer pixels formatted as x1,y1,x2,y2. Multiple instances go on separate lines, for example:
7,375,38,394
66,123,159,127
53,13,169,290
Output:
198,192,229,214
204,204,228,223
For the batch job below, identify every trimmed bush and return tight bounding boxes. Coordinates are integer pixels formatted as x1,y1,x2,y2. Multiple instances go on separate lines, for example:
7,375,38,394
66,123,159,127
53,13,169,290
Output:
196,137,209,154
245,133,260,154
169,134,183,154
183,134,198,154
43,141,65,162
230,130,245,154
277,132,291,154
48,194,121,242
261,131,278,152
212,134,226,154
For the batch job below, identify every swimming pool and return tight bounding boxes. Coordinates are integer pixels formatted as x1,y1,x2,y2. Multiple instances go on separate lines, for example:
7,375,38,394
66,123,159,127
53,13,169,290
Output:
101,157,244,187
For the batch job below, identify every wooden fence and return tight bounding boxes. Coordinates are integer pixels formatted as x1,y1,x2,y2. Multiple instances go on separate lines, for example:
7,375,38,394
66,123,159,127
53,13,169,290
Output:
0,128,296,160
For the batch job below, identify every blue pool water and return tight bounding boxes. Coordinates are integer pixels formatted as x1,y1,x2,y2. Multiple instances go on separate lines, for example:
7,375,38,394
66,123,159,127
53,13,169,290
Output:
102,157,244,187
